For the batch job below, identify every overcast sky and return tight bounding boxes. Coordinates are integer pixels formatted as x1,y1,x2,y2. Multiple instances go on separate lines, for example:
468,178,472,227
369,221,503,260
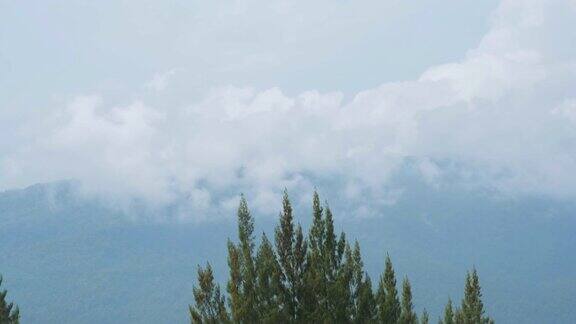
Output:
1,0,576,217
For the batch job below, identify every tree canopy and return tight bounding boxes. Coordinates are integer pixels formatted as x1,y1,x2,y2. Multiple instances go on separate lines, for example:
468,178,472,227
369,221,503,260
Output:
190,191,493,324
0,276,19,324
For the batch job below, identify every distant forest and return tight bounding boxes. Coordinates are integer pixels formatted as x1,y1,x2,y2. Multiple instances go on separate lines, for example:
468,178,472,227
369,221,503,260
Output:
0,190,493,324
189,191,494,324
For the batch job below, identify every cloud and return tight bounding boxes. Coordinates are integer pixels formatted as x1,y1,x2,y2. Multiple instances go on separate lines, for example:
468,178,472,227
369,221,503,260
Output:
1,0,576,219
144,69,179,92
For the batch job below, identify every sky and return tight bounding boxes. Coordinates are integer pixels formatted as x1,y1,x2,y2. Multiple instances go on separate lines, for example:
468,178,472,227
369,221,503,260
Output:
1,0,576,218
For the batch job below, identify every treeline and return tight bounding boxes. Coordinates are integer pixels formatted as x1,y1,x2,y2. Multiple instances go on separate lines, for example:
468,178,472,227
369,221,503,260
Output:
189,191,494,324
0,276,19,324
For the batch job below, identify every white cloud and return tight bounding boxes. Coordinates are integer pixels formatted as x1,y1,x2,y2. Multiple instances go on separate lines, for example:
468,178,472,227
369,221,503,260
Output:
552,98,576,123
145,69,178,92
1,0,576,219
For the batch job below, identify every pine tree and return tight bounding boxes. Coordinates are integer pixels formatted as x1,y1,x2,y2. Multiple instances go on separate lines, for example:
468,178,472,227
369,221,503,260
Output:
351,241,376,323
322,204,353,323
351,241,365,320
331,242,354,323
255,233,286,323
356,274,376,323
274,189,297,321
399,277,418,324
320,204,339,323
454,308,465,324
461,271,476,323
441,299,455,324
226,196,258,322
323,205,337,281
302,191,326,321
337,231,347,270
461,269,493,324
226,241,242,321
189,263,229,324
377,254,401,324
237,196,258,322
376,269,385,321
293,224,308,321
302,191,327,323
420,309,429,324
188,191,496,324
309,191,325,255
0,276,19,324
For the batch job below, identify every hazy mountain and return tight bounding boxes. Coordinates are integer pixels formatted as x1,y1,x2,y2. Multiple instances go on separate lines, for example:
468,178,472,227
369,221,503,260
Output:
0,180,574,323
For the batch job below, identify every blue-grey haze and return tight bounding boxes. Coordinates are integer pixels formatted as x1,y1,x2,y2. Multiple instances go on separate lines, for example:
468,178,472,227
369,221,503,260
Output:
1,177,574,323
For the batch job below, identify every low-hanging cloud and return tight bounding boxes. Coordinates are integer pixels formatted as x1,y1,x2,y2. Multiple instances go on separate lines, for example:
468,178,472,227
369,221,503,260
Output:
1,0,576,218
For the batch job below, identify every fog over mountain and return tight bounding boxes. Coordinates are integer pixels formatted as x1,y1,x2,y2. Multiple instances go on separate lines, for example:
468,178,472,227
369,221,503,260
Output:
1,0,576,217
1,175,575,323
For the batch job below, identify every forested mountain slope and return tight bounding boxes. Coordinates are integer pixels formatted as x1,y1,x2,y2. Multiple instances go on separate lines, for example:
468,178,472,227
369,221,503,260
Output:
0,181,574,323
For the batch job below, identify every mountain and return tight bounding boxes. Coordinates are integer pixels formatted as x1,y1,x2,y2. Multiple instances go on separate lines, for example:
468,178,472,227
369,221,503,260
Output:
0,180,575,323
